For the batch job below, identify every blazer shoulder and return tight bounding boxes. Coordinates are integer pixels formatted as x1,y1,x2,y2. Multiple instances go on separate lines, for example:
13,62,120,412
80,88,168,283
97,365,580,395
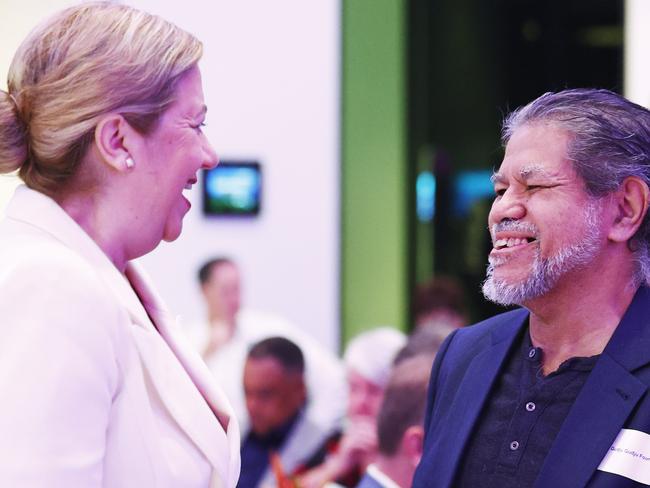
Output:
1,225,104,288
0,229,128,348
452,307,528,344
430,308,528,383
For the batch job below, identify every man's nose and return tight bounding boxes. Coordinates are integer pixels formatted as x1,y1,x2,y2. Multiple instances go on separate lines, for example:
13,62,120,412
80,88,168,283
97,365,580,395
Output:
489,189,526,225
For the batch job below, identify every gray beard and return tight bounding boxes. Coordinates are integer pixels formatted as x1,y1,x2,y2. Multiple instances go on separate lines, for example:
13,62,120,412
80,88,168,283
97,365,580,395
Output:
482,201,602,306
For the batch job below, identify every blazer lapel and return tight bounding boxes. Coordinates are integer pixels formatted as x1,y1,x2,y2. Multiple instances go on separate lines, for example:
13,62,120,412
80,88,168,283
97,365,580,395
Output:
126,264,241,487
434,312,527,488
534,286,650,488
533,357,646,488
5,187,241,486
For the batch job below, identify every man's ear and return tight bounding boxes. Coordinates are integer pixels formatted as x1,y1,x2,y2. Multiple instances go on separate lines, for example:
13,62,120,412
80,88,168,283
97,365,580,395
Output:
608,176,650,244
94,114,138,172
401,425,425,465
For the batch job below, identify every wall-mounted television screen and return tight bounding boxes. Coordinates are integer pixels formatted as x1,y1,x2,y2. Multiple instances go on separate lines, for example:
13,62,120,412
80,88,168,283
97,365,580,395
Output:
202,161,261,216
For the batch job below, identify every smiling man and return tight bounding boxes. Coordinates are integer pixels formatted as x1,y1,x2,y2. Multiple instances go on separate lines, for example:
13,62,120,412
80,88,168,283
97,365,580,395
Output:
413,89,650,488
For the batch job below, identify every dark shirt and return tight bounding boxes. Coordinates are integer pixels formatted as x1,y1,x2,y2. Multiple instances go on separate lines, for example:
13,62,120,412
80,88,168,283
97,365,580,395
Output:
455,326,599,488
237,412,301,488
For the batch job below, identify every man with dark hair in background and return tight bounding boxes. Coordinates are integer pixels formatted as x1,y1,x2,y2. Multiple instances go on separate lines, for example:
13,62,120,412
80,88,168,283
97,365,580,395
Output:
356,354,433,488
414,89,650,487
238,337,334,488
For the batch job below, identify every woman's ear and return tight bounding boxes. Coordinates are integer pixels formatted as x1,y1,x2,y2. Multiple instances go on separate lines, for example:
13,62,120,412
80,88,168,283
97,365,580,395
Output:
608,176,650,244
94,114,137,172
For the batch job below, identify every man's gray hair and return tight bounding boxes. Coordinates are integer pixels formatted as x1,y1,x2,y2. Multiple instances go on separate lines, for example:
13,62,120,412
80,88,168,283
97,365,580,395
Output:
502,88,650,285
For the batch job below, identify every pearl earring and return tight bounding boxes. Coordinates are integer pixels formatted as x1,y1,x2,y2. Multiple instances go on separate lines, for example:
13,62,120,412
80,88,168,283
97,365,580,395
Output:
125,157,135,169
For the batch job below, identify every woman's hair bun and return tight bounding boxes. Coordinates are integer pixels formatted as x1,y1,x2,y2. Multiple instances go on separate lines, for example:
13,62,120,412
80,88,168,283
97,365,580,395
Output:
0,90,28,174
3,3,201,193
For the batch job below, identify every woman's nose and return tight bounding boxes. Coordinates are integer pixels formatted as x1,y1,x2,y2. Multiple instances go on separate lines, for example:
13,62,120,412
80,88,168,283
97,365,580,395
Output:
202,140,219,169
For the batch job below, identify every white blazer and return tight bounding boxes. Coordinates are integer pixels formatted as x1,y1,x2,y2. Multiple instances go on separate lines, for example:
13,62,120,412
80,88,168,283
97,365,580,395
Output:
0,186,240,488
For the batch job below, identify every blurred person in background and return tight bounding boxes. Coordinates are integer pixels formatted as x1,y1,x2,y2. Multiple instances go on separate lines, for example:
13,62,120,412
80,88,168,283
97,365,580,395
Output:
198,257,242,355
0,2,239,487
393,326,449,366
190,257,346,437
411,276,468,334
356,354,434,488
238,337,334,488
297,327,407,488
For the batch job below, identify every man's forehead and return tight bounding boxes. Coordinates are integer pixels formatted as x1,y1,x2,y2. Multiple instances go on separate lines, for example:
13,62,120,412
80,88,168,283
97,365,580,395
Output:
491,163,564,184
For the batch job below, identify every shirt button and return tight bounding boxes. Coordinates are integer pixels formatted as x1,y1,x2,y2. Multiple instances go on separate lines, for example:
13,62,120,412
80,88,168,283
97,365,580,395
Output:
526,402,536,412
510,441,520,451
528,348,536,358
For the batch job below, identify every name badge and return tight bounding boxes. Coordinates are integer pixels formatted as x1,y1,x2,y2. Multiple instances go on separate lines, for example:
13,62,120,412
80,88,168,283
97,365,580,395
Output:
598,429,650,484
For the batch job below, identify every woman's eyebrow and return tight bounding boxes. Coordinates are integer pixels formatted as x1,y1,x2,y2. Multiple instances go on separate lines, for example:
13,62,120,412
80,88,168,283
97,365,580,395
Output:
192,105,207,118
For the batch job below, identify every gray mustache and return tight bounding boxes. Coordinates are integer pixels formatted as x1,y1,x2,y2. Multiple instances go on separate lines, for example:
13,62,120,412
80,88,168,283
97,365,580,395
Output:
490,220,539,241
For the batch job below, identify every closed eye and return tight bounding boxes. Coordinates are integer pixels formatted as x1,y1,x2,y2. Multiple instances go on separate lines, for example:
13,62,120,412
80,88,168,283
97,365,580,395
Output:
527,184,557,192
192,122,206,132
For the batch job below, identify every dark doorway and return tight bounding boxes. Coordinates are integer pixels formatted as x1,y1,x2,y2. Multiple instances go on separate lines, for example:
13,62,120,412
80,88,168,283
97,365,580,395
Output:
407,0,624,325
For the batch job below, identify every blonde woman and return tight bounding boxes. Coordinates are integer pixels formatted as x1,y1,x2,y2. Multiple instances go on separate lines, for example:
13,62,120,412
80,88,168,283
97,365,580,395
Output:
0,3,239,487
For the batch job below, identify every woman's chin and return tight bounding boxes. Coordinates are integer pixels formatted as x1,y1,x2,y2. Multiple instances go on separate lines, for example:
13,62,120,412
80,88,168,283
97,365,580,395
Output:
161,203,190,242
162,219,183,243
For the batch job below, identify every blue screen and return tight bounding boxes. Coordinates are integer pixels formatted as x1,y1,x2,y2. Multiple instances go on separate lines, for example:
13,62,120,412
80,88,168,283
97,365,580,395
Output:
453,170,494,216
203,162,261,215
416,170,436,222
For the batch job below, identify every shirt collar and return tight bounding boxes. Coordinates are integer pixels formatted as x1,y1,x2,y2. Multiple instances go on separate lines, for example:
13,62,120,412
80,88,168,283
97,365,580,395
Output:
366,463,402,488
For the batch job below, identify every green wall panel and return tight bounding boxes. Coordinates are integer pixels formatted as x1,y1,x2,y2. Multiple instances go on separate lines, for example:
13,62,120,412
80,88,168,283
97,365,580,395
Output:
341,0,408,346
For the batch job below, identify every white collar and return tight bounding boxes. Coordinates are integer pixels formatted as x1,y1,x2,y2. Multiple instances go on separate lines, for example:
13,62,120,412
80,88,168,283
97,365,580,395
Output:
367,463,402,488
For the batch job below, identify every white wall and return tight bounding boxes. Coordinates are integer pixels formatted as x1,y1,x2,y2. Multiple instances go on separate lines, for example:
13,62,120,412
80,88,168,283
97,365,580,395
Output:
129,0,342,351
0,0,77,216
0,0,342,352
625,0,650,107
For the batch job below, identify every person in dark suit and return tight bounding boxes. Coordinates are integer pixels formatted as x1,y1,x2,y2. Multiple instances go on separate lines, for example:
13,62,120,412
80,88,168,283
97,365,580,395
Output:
238,337,334,488
413,88,650,488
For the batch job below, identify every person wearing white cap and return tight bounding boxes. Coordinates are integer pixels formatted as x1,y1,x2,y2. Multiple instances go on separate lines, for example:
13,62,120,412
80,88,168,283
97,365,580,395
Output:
297,327,407,488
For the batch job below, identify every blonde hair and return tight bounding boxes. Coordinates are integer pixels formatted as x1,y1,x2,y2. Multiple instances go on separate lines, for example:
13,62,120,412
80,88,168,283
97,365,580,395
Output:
0,1,202,194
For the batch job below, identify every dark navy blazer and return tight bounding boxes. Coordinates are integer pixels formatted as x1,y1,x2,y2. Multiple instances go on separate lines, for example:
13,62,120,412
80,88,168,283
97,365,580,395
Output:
412,286,650,488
